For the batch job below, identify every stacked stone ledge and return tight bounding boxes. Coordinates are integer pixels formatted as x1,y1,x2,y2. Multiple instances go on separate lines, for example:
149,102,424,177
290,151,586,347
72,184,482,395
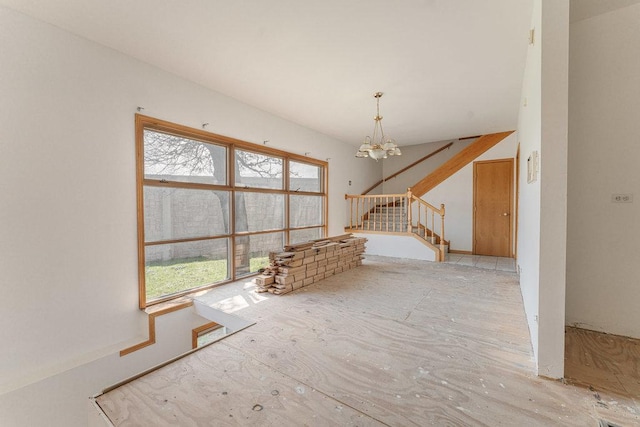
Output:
252,234,367,295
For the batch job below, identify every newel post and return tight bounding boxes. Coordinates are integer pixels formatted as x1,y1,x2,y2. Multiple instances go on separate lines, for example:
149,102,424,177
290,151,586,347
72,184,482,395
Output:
406,188,413,233
440,203,446,260
346,194,353,230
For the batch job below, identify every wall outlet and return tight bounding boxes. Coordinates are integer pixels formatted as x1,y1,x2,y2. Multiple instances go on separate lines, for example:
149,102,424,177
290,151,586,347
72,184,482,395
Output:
612,194,633,203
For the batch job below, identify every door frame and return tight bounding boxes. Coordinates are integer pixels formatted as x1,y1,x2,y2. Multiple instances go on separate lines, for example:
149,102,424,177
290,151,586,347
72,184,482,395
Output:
472,158,514,257
515,145,520,259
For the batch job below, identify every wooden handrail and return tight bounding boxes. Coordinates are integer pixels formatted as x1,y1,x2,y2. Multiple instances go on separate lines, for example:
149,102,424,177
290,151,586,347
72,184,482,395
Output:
361,141,455,195
410,194,444,216
410,131,514,197
345,189,447,261
345,193,406,199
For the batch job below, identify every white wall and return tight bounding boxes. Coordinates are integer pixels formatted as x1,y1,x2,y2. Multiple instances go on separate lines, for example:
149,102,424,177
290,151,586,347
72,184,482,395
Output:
0,308,209,426
380,138,474,194
516,0,542,367
517,0,569,378
359,233,437,261
566,3,640,338
537,0,569,379
0,5,380,420
423,134,517,252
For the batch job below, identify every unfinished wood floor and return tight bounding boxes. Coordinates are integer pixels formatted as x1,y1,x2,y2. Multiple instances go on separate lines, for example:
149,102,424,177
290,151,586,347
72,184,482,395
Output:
96,256,640,426
565,326,640,402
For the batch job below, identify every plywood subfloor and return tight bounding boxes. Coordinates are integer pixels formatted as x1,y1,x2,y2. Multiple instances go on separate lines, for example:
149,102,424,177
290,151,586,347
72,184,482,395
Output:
565,326,640,401
97,256,640,426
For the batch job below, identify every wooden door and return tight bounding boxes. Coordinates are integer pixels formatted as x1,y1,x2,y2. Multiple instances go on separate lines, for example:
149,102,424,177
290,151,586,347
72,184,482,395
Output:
473,159,513,257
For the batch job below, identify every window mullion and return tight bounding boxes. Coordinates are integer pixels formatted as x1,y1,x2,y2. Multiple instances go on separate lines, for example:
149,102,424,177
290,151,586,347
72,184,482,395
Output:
137,114,328,308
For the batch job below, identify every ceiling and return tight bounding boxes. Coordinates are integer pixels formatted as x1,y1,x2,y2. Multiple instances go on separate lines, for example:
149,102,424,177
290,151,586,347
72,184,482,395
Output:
1,0,537,146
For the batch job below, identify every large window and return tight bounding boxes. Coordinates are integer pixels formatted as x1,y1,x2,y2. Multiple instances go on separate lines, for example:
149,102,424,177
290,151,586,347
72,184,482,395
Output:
136,115,327,307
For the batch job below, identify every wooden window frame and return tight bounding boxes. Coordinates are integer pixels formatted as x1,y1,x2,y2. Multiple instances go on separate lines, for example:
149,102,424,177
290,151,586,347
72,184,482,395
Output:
192,322,223,349
136,114,328,308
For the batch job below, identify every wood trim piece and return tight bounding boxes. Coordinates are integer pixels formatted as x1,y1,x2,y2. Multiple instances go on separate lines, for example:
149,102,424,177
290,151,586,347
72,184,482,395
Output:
120,300,194,356
346,193,407,199
229,144,237,280
234,228,289,237
448,249,473,255
344,229,410,237
409,233,443,261
142,180,231,192
361,142,454,195
145,179,323,196
410,195,444,216
284,153,290,246
290,225,325,232
192,322,221,349
324,163,329,239
415,222,449,245
509,158,514,258
136,115,147,309
410,131,514,197
515,144,520,259
138,114,328,168
145,234,232,247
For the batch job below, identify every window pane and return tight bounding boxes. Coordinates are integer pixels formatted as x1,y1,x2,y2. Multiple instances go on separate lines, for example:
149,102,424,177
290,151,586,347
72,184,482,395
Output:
145,238,229,300
144,187,230,242
235,150,283,189
290,195,324,228
235,192,284,232
235,232,283,277
289,161,322,193
290,227,323,245
144,129,227,185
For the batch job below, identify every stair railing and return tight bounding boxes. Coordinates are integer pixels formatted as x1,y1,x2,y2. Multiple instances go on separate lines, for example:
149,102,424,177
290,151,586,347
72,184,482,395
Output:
345,188,446,259
361,141,454,195
345,193,409,232
408,189,446,257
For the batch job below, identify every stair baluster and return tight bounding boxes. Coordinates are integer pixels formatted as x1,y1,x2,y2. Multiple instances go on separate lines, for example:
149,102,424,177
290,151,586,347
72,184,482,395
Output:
344,190,446,261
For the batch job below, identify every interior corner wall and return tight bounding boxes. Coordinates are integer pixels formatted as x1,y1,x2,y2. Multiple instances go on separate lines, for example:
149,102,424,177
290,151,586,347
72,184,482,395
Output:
566,3,640,339
0,308,209,426
537,0,569,379
517,0,569,379
380,139,473,195
421,134,518,253
357,233,437,261
0,4,380,419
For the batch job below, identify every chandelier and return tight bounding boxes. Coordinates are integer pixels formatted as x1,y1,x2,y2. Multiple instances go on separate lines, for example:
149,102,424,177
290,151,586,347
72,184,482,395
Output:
355,92,401,161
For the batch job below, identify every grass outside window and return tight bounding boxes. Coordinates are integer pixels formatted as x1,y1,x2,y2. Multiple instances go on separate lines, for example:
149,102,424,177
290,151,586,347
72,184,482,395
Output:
145,256,268,299
137,114,327,307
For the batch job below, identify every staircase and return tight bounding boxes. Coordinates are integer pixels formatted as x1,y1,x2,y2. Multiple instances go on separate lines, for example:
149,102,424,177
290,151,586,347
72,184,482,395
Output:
345,192,448,261
361,201,409,232
346,131,515,262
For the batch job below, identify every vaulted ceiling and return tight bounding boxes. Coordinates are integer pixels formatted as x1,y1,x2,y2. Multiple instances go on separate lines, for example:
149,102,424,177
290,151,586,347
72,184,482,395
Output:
1,0,538,146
